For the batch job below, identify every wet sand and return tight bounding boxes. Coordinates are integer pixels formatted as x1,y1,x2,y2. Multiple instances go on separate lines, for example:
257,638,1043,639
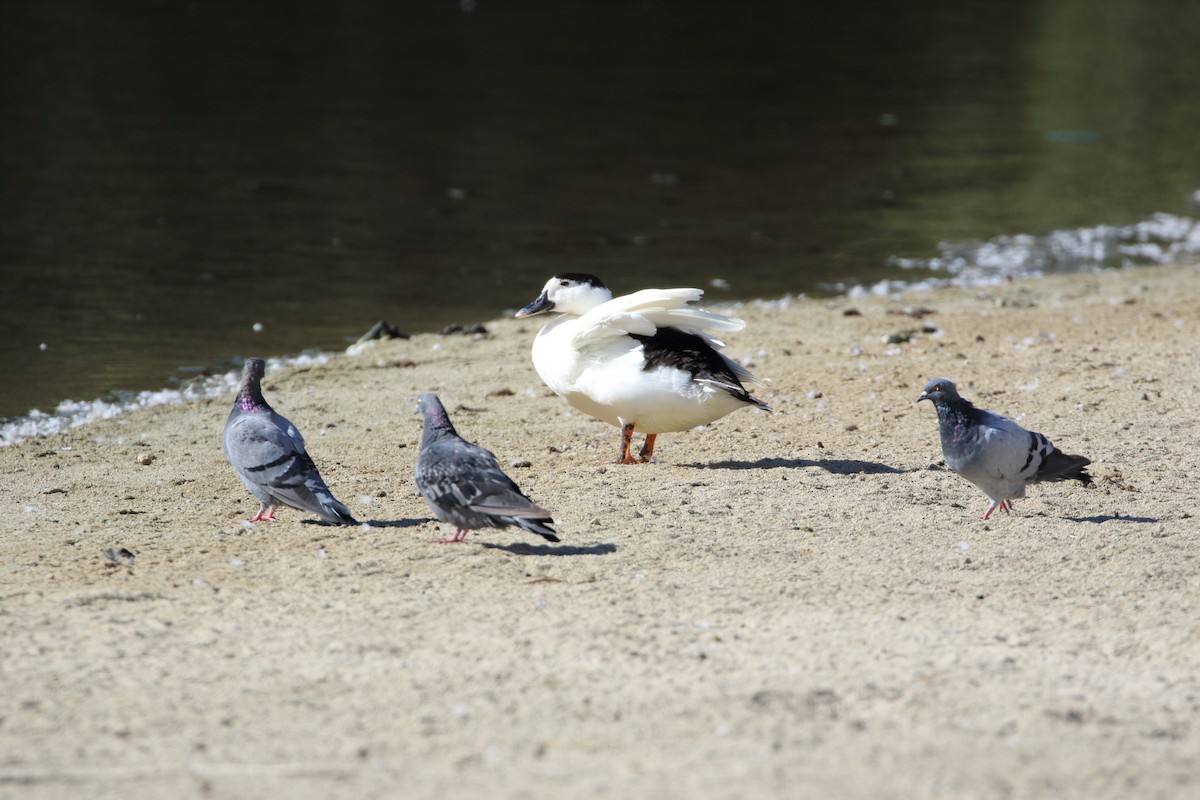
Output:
2,264,1198,799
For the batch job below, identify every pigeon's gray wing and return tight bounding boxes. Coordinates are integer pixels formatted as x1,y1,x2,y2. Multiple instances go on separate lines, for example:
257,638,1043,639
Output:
941,413,1035,500
415,439,558,540
952,412,1090,500
224,412,356,524
416,440,547,516
977,414,1043,477
224,409,269,505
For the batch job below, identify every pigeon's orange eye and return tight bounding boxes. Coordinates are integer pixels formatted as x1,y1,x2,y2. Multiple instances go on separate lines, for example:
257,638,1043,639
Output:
932,384,942,392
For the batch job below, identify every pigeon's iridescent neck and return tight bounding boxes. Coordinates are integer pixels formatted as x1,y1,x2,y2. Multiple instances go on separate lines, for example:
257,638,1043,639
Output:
936,401,976,443
421,409,459,445
239,393,267,413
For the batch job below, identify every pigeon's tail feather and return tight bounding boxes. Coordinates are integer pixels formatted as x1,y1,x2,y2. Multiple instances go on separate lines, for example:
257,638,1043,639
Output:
1065,460,1093,487
265,453,358,524
1037,450,1093,486
513,516,560,543
317,493,358,525
279,485,358,525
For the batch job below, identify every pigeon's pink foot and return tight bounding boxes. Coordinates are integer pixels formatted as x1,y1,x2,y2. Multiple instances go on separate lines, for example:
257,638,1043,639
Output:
981,500,1013,520
433,529,469,544
248,506,278,523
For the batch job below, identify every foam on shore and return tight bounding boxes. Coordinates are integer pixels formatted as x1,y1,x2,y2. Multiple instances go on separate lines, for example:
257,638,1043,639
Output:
835,210,1200,298
1,354,331,447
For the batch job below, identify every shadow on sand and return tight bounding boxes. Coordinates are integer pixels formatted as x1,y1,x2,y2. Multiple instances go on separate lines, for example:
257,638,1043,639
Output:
1065,514,1160,524
683,457,910,475
303,517,429,529
480,541,618,557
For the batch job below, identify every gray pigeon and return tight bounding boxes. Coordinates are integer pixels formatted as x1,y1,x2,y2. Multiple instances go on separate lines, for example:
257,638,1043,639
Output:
414,392,559,543
917,378,1092,519
222,358,357,525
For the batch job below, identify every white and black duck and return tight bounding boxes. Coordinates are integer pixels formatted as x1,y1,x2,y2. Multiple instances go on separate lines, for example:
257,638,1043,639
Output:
516,273,770,464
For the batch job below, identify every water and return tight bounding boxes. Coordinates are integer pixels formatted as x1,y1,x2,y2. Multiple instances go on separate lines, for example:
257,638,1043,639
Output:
3,0,1200,429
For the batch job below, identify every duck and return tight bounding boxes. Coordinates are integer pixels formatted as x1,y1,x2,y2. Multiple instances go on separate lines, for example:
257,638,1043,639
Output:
515,273,770,463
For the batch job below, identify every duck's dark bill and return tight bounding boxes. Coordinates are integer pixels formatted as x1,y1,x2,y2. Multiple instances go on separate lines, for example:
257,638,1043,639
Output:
516,292,554,318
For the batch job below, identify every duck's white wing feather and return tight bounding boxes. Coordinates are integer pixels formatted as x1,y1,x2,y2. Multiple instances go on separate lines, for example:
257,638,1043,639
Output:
571,288,745,350
720,354,763,388
653,307,746,335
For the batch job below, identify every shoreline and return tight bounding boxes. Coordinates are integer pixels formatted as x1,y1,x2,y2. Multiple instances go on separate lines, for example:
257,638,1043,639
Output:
1,255,1190,447
2,262,1198,799
7,198,1200,432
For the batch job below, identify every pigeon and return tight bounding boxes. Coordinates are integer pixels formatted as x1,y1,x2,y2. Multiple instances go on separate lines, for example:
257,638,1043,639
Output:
515,273,770,464
222,358,357,525
917,378,1093,519
414,392,559,543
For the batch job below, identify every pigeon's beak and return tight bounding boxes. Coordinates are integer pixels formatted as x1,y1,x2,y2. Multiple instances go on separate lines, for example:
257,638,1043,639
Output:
515,291,554,318
916,391,929,404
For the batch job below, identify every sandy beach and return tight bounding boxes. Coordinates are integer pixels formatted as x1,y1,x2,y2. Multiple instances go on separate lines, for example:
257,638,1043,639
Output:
2,264,1198,799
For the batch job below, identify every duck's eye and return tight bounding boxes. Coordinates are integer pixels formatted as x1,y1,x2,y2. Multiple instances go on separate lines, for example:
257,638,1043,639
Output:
559,280,570,287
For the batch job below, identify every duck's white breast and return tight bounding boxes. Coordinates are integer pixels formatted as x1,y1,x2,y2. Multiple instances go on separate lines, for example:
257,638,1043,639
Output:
530,317,585,394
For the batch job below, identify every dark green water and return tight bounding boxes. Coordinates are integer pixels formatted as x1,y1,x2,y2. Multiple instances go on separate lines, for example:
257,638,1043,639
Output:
3,0,1200,420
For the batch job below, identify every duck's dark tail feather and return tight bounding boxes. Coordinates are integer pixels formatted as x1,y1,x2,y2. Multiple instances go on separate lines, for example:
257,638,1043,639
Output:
746,394,772,412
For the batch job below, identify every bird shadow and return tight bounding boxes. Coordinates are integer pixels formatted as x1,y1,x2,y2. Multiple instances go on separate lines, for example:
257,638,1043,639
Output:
303,517,429,529
682,457,910,475
1064,514,1160,524
479,541,618,557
